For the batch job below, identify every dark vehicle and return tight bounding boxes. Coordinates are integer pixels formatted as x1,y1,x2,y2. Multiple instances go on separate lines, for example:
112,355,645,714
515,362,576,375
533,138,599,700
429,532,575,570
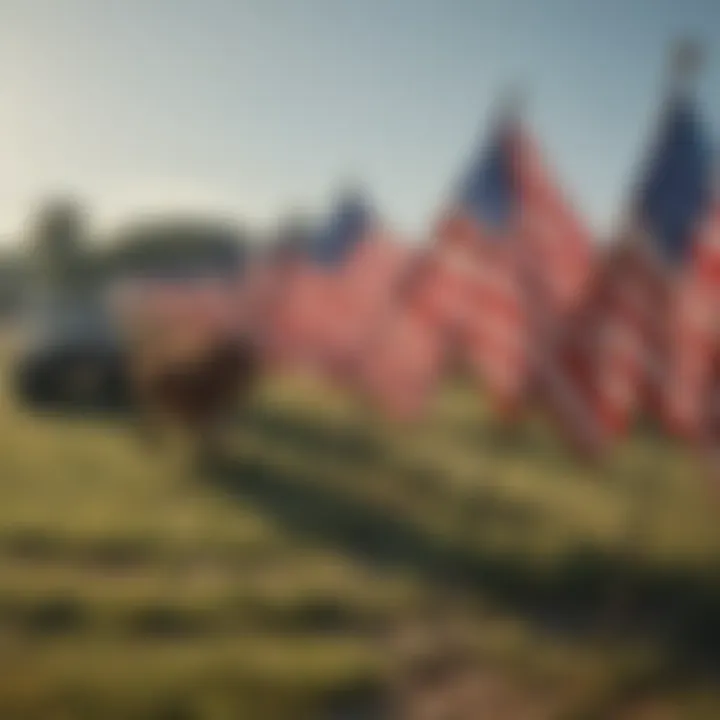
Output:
13,295,130,412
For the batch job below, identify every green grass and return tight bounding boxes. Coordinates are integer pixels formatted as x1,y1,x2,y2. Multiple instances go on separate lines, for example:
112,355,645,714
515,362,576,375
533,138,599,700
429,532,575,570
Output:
1,338,720,718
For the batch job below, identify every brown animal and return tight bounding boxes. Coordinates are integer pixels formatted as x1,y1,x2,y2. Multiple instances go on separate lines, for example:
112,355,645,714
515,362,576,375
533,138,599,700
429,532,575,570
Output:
119,304,259,463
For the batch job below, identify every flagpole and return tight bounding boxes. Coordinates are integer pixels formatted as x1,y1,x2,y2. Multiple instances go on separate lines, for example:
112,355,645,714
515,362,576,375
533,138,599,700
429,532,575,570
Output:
668,37,703,98
496,83,525,128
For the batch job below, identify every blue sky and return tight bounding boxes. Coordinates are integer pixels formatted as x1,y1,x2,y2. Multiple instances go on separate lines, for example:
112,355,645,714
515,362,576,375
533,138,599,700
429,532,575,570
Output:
0,0,718,243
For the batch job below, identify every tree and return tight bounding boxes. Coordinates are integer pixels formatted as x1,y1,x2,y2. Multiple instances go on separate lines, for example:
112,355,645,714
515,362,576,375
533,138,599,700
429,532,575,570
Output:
101,215,250,280
29,198,89,296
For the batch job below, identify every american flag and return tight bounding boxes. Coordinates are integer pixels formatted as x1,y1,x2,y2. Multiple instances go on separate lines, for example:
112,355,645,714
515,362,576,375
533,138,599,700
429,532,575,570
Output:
406,109,590,418
354,112,529,419
511,127,593,340
356,296,448,420
540,86,715,455
320,228,416,383
468,117,593,415
239,241,306,351
264,192,393,378
420,118,528,416
665,198,720,444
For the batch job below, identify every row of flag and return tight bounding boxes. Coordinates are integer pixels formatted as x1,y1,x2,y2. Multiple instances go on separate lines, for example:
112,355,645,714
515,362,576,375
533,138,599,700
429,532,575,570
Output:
114,51,720,470
249,59,719,465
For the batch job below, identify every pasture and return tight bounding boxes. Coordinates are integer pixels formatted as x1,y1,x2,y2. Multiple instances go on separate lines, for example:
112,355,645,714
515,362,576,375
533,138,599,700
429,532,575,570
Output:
1,333,720,718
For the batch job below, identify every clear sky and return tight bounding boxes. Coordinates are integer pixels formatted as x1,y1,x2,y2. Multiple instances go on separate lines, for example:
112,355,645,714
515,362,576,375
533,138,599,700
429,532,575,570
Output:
0,0,718,243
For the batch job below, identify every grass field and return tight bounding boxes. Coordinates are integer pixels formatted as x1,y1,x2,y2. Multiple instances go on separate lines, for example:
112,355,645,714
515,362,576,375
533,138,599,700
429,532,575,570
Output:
1,333,720,718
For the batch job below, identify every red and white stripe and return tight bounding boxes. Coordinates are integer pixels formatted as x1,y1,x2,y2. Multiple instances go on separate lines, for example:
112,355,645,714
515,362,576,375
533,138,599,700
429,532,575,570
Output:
536,204,718,457
357,301,447,421
354,210,527,420
537,234,671,453
513,129,593,330
261,225,414,382
665,200,720,441
312,229,416,382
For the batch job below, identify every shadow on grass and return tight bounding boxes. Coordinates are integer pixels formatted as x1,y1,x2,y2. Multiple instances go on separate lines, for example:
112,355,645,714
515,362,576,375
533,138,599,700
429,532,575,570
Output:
207,431,720,674
243,404,385,468
239,407,547,530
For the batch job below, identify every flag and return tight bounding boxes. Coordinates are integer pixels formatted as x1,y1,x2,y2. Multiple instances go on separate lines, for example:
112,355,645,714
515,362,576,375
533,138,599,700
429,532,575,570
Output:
354,112,528,419
239,241,306,349
541,87,715,454
512,127,593,337
665,198,720,442
263,192,377,375
348,232,460,420
421,119,529,415
319,227,416,383
417,110,593,416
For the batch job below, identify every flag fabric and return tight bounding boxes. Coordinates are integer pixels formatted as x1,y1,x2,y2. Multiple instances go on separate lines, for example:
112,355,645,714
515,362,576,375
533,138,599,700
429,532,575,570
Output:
596,91,713,440
318,228,416,383
665,198,720,442
374,113,593,420
421,121,529,416
263,193,394,377
540,89,715,454
536,245,636,454
241,241,310,359
105,74,720,477
351,247,450,420
356,291,448,420
511,128,593,338
474,121,594,412
261,195,367,371
353,118,528,419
